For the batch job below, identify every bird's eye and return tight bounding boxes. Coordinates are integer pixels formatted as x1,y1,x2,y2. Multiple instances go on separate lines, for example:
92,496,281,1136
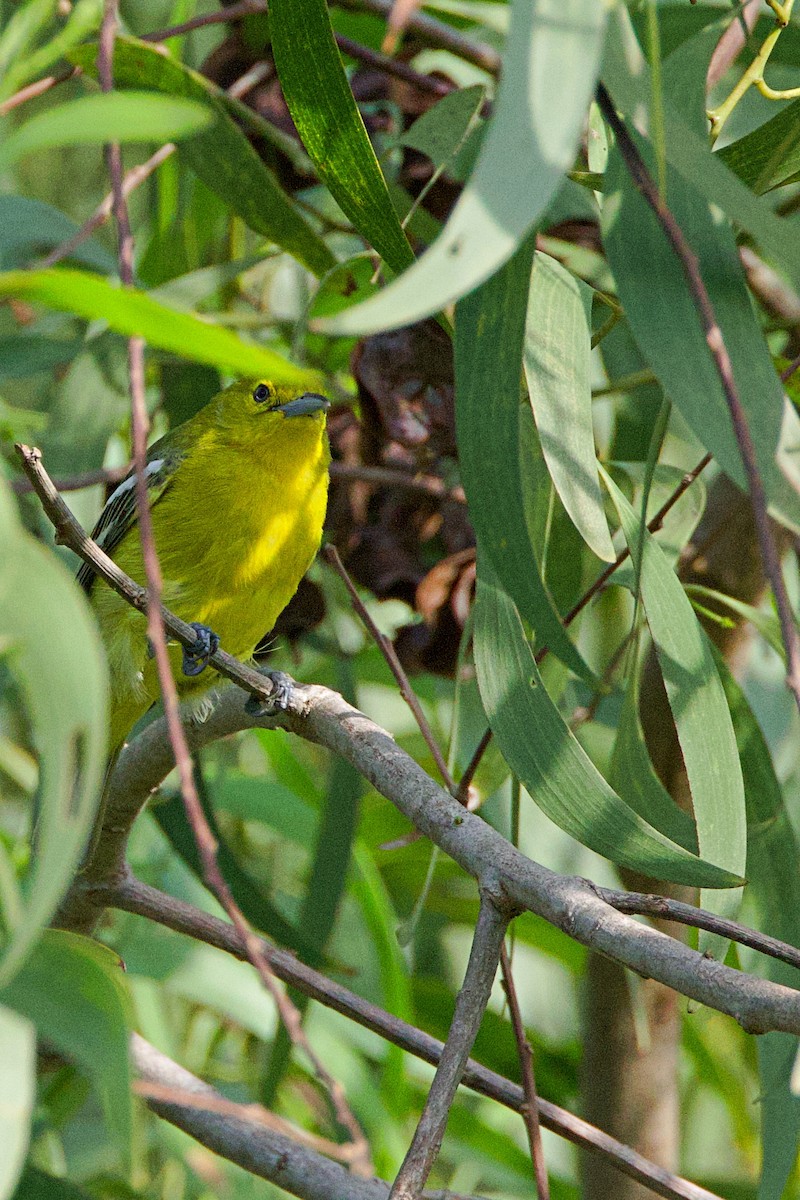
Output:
253,384,271,404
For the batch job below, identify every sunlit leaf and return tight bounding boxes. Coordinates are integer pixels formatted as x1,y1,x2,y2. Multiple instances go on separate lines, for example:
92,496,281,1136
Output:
320,0,607,334
524,252,615,562
0,92,211,170
0,269,319,384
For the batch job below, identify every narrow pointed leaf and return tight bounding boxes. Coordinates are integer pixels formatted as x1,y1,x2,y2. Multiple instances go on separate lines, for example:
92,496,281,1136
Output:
320,0,607,334
601,468,746,906
455,237,593,682
474,565,742,888
524,252,615,562
268,0,415,275
0,270,318,385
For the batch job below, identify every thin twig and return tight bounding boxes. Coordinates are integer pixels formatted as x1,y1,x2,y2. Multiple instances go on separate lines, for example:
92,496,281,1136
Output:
389,893,511,1200
141,0,264,41
14,443,306,713
706,0,761,91
597,83,800,714
337,0,502,76
11,463,128,496
96,4,370,1169
108,876,725,1200
322,543,454,790
330,461,466,503
499,944,549,1199
39,144,176,270
0,66,78,116
596,888,800,971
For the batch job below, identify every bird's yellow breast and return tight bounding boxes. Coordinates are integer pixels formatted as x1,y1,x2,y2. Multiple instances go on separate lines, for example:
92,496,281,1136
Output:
94,411,329,746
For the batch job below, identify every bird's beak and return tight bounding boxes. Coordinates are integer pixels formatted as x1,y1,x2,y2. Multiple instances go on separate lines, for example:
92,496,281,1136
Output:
277,392,330,418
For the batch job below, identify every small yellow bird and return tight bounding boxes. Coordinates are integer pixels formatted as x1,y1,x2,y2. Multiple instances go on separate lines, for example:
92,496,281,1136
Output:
78,379,330,750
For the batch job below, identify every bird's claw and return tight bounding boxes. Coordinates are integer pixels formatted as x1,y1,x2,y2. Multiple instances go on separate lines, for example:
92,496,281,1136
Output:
244,670,295,715
182,623,220,677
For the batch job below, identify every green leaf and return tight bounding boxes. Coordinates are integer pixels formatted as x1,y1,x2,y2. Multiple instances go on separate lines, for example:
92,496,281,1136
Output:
0,270,319,385
0,92,212,170
0,0,102,102
0,1006,35,1200
716,97,800,195
0,196,116,273
602,8,800,294
601,468,746,918
269,0,415,274
524,251,615,562
602,122,800,534
320,0,607,334
711,654,800,1200
0,480,108,989
454,235,594,682
400,84,485,170
69,38,336,279
473,563,742,888
0,0,58,81
0,930,132,1166
609,652,698,853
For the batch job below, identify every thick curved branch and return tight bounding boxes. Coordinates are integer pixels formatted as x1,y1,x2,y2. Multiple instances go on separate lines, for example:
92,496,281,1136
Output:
110,877,722,1200
80,685,800,1037
131,1035,476,1200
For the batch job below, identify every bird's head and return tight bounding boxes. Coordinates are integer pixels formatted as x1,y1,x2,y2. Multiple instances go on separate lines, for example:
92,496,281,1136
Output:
211,379,330,441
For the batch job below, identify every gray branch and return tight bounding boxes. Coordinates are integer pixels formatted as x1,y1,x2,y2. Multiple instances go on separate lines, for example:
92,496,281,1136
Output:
130,1035,480,1200
70,682,800,1037
389,893,510,1199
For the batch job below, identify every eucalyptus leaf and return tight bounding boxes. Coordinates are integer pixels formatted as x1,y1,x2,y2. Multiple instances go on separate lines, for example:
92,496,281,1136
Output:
0,481,107,990
0,269,319,385
0,1006,35,1200
524,252,615,562
320,0,607,334
474,563,742,888
0,92,212,170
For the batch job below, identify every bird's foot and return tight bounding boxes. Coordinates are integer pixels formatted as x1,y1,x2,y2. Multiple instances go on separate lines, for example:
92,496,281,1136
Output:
182,623,220,677
244,670,295,715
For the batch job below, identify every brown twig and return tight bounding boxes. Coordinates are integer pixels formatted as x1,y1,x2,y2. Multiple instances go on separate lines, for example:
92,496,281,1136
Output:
109,876,725,1200
596,83,800,714
95,4,370,1169
330,461,466,503
337,0,502,77
322,543,454,789
499,944,549,1199
133,1079,363,1163
0,66,78,116
11,463,128,496
389,893,511,1200
39,144,176,270
141,0,264,41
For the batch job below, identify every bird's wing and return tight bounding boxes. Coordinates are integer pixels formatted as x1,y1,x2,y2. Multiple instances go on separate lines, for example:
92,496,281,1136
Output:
77,445,184,594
